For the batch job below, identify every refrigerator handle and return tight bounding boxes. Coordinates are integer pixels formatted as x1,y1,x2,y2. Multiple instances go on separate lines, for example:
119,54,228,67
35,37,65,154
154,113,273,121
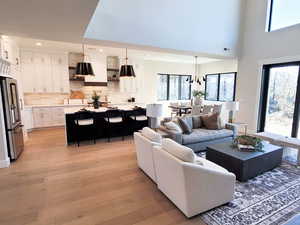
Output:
20,98,23,110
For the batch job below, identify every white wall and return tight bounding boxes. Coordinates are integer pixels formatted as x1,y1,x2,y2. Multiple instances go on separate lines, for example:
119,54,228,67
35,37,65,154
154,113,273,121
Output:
236,0,300,132
85,0,243,57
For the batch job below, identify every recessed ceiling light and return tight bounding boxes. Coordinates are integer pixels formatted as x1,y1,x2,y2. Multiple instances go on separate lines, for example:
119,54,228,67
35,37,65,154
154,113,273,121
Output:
99,49,103,53
36,42,42,46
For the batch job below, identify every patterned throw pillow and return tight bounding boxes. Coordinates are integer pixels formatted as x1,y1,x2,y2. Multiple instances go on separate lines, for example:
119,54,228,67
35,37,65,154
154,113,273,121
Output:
200,113,222,130
192,116,202,129
178,117,193,134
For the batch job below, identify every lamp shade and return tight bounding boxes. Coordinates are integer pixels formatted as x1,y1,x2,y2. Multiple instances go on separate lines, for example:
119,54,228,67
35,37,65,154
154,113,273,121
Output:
225,101,239,111
120,65,135,77
75,62,94,76
146,104,163,118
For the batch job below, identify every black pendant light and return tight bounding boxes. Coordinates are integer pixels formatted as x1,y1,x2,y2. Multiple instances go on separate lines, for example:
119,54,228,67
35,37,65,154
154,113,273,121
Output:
187,56,201,85
75,43,94,77
120,48,135,77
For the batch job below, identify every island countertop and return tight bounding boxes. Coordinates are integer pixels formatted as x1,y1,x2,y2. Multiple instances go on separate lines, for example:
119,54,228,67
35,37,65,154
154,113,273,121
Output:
64,104,146,115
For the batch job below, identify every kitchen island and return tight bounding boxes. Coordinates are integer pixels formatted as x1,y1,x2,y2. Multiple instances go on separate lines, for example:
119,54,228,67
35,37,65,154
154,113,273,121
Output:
64,105,147,145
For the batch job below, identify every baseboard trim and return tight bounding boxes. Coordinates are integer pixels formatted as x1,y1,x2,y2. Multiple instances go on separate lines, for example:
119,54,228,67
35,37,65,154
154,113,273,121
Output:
0,158,10,168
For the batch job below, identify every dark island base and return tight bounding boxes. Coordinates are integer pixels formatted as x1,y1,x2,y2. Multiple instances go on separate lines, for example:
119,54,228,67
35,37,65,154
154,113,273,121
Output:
65,110,148,145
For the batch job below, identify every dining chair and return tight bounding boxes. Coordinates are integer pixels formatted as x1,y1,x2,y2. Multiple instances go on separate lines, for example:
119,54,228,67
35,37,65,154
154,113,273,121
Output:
191,105,202,115
202,105,213,114
73,110,97,147
170,102,180,118
104,109,125,142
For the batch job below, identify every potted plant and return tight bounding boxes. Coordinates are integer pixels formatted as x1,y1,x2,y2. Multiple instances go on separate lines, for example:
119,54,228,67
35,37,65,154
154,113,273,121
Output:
192,90,205,105
92,91,100,109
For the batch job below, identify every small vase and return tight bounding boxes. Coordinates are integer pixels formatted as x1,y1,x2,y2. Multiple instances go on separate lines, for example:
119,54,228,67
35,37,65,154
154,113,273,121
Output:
93,101,100,109
194,97,202,106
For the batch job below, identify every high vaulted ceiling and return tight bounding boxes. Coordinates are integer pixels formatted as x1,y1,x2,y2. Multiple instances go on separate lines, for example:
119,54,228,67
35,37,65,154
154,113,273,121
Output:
85,0,243,58
0,0,99,42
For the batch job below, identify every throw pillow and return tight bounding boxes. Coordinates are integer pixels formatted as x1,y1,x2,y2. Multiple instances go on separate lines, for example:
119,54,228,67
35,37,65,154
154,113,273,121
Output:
141,127,162,143
164,121,183,133
178,117,192,134
201,113,222,130
162,138,195,162
192,116,202,129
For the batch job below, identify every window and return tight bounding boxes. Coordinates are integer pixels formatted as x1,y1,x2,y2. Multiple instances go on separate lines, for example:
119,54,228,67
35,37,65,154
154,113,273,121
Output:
157,74,191,101
258,62,300,138
205,72,236,101
268,0,300,31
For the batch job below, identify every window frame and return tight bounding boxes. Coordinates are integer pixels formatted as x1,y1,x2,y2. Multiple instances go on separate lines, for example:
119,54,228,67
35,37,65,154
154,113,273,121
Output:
267,0,300,32
157,73,192,101
258,61,300,137
204,72,237,102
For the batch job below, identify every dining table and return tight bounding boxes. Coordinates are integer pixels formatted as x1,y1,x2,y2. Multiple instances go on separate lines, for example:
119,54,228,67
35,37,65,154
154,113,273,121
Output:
168,105,192,116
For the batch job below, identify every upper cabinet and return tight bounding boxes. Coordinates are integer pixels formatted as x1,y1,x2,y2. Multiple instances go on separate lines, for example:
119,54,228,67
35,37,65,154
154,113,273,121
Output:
20,50,69,94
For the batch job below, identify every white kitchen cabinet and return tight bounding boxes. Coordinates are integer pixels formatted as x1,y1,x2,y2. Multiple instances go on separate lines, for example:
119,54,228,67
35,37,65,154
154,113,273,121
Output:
32,107,66,128
23,107,33,131
20,50,69,94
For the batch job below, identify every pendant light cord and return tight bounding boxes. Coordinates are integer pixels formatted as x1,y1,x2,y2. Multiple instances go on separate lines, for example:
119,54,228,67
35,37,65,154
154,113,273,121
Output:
194,56,198,81
125,48,128,66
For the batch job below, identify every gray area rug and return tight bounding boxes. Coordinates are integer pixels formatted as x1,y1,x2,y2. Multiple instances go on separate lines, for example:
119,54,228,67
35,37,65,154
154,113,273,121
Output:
200,162,300,225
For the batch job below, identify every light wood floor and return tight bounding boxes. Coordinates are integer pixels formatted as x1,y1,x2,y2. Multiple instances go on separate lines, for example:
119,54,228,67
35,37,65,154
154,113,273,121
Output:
0,128,207,225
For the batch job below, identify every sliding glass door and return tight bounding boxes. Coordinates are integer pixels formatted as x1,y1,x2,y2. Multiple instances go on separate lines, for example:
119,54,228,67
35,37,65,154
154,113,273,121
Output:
259,62,300,137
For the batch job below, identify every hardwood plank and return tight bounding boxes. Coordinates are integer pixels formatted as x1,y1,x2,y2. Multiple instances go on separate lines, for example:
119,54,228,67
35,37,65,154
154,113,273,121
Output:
0,128,207,225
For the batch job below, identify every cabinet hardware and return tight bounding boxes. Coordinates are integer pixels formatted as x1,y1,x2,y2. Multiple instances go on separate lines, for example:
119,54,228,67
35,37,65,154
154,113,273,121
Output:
4,50,8,59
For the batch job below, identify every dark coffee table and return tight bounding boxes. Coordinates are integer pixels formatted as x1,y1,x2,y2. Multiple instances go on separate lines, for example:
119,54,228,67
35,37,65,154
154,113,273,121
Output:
206,142,283,182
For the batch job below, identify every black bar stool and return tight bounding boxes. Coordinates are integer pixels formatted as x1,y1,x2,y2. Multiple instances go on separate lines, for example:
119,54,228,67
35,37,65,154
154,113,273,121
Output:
104,109,125,142
74,110,97,147
129,108,148,132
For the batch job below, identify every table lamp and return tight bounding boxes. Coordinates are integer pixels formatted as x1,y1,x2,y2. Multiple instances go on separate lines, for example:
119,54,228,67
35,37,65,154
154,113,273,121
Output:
146,104,163,129
225,101,239,123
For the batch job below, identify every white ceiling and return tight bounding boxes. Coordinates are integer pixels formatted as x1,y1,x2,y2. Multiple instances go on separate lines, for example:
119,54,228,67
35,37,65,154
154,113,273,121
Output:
85,0,243,58
0,0,99,43
14,37,220,64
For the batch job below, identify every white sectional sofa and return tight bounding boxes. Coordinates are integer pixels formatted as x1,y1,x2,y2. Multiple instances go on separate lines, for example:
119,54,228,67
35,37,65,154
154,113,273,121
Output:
133,127,162,182
133,128,236,218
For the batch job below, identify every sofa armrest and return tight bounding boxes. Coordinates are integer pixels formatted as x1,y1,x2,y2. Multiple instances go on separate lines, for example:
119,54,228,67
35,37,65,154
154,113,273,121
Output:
158,126,183,144
225,123,238,137
182,163,236,216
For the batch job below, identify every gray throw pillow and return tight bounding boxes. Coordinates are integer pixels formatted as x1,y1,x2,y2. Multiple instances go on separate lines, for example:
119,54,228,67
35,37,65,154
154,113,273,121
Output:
183,116,193,129
192,116,202,129
178,117,193,134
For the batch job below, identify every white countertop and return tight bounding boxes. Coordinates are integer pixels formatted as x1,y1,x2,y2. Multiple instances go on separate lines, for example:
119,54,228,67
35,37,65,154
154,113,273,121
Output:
64,104,146,114
25,104,88,109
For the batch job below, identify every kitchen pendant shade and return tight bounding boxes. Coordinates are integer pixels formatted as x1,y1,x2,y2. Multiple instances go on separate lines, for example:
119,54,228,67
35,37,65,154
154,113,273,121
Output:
75,62,94,76
120,65,135,77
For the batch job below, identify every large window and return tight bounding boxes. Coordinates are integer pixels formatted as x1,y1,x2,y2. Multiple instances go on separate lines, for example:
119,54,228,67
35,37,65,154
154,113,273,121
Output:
157,74,191,101
205,72,236,101
258,62,300,137
268,0,300,31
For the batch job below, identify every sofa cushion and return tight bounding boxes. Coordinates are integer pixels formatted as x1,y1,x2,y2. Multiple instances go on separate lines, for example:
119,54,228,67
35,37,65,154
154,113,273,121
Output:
164,121,183,133
162,138,195,162
201,113,222,130
141,127,162,143
182,128,234,145
178,117,193,134
192,116,202,129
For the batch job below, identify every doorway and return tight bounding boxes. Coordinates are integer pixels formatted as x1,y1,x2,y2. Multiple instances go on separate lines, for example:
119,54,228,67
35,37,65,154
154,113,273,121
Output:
258,62,300,138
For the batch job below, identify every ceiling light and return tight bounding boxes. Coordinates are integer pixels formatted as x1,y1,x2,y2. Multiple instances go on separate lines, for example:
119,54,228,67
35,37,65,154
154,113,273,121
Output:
99,49,103,53
75,43,95,77
120,48,135,77
36,42,42,46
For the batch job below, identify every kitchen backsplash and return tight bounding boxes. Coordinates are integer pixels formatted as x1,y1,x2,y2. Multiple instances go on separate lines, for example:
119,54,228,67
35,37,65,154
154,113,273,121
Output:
24,93,69,105
24,82,134,106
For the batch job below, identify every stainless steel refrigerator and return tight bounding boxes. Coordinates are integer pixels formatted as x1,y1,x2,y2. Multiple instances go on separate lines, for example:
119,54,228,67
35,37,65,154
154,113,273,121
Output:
0,77,24,160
